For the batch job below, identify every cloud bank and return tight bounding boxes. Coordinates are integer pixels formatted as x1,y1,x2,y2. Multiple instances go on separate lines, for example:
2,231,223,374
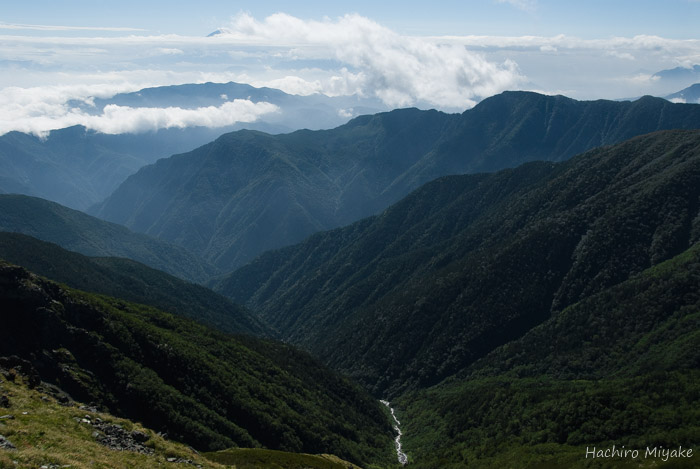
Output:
0,85,278,136
2,12,700,135
217,13,525,108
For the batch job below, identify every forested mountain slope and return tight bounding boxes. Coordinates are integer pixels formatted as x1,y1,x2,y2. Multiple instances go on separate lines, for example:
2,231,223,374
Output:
0,261,395,467
217,129,700,396
0,232,267,336
0,125,233,210
396,242,700,468
0,194,215,283
92,92,700,272
0,81,386,210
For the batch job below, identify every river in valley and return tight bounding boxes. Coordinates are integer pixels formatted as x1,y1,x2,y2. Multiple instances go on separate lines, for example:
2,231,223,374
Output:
380,400,408,465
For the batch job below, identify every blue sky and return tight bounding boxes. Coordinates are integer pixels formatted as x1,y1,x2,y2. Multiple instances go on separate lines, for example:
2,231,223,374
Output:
3,0,699,38
1,1,700,135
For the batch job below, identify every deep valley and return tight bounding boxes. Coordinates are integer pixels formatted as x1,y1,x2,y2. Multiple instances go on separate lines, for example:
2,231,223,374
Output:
1,85,699,469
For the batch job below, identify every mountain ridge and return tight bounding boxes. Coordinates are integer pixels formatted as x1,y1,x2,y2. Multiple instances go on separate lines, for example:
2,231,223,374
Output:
0,194,216,283
0,81,387,210
0,124,238,210
92,92,700,272
666,83,700,104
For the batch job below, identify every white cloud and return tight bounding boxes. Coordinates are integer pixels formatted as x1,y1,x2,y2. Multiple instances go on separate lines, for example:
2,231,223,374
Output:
216,13,525,108
0,84,278,136
257,75,324,96
0,13,526,111
605,50,635,61
623,73,661,85
433,34,700,54
2,13,700,133
670,97,687,103
83,100,279,134
155,48,184,55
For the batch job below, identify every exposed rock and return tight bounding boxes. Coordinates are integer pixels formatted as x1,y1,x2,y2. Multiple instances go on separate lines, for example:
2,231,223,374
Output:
0,434,16,450
0,414,14,420
38,382,74,407
131,430,149,443
0,356,40,388
166,457,201,466
87,419,153,454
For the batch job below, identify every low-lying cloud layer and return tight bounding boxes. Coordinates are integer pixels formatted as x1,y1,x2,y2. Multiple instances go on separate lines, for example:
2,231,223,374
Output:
1,12,699,136
0,85,278,136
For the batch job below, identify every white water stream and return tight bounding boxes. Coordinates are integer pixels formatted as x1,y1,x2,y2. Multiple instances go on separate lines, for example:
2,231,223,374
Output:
380,399,408,465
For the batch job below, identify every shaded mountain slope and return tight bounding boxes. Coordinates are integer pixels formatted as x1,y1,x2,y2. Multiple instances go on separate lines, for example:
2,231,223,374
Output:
396,242,700,468
0,261,395,467
0,232,267,336
92,92,700,272
217,129,700,396
92,107,451,270
402,92,700,184
0,82,386,211
0,125,236,210
0,194,215,283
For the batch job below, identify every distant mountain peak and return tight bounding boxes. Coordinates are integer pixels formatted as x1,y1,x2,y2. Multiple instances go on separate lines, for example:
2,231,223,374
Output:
653,64,700,80
666,83,700,104
207,28,232,37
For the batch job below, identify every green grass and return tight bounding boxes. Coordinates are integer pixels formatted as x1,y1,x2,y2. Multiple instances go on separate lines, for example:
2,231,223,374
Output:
0,374,225,469
203,448,364,469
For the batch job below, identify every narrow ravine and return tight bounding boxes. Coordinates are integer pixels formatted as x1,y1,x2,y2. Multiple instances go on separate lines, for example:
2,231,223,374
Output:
380,400,408,465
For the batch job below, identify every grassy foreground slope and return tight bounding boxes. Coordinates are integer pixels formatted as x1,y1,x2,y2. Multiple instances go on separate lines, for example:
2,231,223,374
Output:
0,369,224,469
0,261,395,467
396,243,700,468
203,448,364,468
0,370,368,469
